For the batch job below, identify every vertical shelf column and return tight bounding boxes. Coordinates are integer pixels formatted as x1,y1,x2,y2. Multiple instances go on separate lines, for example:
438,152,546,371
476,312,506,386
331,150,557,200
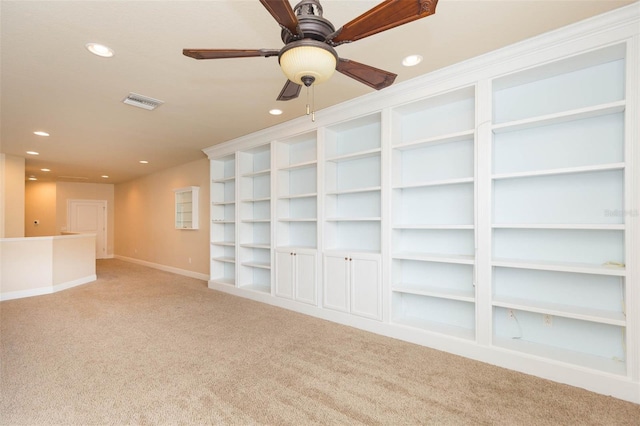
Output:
323,113,382,320
237,144,272,294
210,155,236,286
388,86,477,340
274,132,319,305
490,44,628,375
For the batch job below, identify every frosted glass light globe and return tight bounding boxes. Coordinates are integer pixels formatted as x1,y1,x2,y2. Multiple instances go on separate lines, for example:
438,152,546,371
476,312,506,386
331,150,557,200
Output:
279,43,337,86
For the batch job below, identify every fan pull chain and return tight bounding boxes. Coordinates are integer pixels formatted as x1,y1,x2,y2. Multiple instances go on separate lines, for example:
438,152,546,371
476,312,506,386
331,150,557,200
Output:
311,85,315,122
305,85,316,122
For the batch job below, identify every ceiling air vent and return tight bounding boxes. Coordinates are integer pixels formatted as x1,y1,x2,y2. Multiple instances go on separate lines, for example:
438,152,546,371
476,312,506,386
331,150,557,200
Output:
122,92,164,110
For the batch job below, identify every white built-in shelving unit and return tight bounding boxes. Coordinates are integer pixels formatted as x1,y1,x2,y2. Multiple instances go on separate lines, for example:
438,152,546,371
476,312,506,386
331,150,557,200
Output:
174,186,199,230
275,132,319,305
210,154,236,286
322,114,382,320
203,5,639,404
390,86,476,340
237,145,272,294
490,44,628,375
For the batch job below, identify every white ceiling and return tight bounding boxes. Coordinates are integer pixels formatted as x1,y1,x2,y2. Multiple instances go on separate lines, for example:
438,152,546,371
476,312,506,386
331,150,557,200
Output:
1,0,637,184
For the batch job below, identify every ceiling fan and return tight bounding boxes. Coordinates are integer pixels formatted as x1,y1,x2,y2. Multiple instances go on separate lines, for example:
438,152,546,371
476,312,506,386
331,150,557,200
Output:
183,0,439,102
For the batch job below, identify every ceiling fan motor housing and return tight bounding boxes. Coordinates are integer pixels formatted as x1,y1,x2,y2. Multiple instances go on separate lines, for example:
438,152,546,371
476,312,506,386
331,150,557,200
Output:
281,0,335,43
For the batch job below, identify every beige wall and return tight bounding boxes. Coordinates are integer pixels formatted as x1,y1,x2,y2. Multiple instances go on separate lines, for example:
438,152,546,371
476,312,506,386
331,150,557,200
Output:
115,157,209,275
25,181,57,236
1,154,26,237
0,155,3,237
52,234,96,286
23,181,115,256
55,182,115,256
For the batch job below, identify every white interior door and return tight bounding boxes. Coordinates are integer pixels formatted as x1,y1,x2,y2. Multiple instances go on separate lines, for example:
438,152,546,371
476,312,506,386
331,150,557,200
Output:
67,199,107,259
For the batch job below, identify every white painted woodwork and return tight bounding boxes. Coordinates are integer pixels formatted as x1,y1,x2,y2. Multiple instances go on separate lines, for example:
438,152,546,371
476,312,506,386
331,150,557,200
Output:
322,253,350,313
275,249,294,299
295,250,318,305
210,155,236,286
67,199,107,259
322,252,381,319
203,5,640,404
275,248,318,305
174,186,199,230
350,254,382,320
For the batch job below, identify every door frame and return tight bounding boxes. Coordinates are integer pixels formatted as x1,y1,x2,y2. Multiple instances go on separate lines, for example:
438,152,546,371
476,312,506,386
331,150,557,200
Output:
67,199,108,259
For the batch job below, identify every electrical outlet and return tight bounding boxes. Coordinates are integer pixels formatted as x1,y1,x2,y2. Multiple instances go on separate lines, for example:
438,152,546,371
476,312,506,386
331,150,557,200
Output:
543,314,553,327
507,309,515,319
188,257,192,264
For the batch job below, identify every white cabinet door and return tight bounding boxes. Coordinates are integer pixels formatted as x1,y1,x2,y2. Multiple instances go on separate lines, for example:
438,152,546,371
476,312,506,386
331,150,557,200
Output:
295,250,317,305
323,254,350,312
323,252,381,319
67,199,107,259
275,249,294,299
351,254,381,320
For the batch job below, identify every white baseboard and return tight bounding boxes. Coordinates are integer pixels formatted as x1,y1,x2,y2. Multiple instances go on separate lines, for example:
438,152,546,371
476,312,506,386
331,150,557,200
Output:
114,255,209,281
1,274,97,301
53,275,97,293
1,286,52,301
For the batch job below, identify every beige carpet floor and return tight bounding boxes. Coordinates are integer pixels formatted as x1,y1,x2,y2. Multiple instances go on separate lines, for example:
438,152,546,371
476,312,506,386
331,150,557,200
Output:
1,259,638,425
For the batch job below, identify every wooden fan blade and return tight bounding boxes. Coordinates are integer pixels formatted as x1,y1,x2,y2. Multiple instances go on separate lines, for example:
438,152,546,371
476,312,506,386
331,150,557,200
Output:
336,58,397,90
259,0,300,36
330,0,438,44
277,80,302,101
182,49,280,60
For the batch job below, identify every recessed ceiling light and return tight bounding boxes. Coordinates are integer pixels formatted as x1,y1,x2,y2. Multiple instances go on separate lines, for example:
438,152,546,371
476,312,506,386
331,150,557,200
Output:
269,109,283,116
402,54,423,67
101,175,109,179
139,160,149,164
26,151,39,155
41,168,51,172
34,131,50,137
28,176,37,181
86,43,114,58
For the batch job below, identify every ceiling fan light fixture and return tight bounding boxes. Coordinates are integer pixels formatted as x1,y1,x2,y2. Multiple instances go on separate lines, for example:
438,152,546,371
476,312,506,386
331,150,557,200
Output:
279,40,337,86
